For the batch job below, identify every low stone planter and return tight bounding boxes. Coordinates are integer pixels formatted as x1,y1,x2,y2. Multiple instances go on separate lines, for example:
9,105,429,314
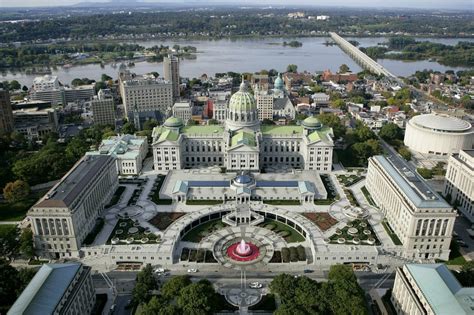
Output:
115,229,123,235
111,237,120,245
125,237,134,244
141,238,149,244
337,238,345,244
353,238,361,244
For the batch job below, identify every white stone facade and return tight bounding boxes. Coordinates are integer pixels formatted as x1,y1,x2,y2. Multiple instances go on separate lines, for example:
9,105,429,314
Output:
29,155,118,258
444,150,474,222
366,155,455,260
404,113,474,156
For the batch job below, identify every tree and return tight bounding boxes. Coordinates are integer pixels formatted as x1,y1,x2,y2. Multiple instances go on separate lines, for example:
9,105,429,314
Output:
456,261,474,287
331,99,346,110
354,124,376,142
161,275,192,300
143,119,159,131
398,146,412,161
187,119,198,125
8,80,21,91
207,119,219,125
122,122,136,135
101,74,112,82
3,180,30,203
317,113,346,140
379,123,402,142
262,118,275,125
71,78,85,86
0,226,19,258
176,280,218,315
417,167,433,179
274,304,307,315
339,64,350,73
269,274,299,303
0,261,21,312
19,229,35,259
22,85,28,92
132,264,158,306
286,64,298,73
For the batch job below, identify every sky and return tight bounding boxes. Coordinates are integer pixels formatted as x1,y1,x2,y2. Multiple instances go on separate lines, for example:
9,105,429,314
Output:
0,0,472,9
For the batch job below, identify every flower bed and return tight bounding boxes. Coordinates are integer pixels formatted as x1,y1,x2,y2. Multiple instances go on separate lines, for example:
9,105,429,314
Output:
329,219,380,245
148,212,185,230
107,218,159,244
337,174,365,187
303,212,338,231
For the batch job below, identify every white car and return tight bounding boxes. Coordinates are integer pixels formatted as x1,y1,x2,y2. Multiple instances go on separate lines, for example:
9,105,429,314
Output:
249,282,263,289
187,268,198,273
154,268,165,273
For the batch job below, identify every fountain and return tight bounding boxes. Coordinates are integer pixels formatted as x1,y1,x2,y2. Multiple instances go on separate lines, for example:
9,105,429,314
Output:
236,239,252,256
226,239,260,262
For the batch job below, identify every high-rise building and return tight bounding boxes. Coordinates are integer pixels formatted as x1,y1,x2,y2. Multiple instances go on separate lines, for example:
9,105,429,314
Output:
366,154,455,260
256,91,273,121
120,74,173,123
13,106,58,140
444,150,474,222
29,155,118,258
163,55,180,99
0,88,14,134
8,263,96,315
91,89,116,126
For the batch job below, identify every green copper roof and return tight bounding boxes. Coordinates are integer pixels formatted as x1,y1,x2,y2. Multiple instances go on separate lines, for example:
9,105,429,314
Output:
158,129,179,142
164,116,184,128
181,125,224,135
231,131,256,147
261,125,303,135
307,127,333,143
274,73,284,90
405,264,474,315
229,81,256,112
302,116,322,129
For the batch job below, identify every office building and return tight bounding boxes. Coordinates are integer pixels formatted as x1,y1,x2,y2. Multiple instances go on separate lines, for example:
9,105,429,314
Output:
366,155,455,260
120,74,173,122
87,134,148,175
152,80,334,172
256,92,273,121
391,264,474,315
29,155,118,258
0,88,14,134
172,101,192,123
64,84,95,103
444,150,474,222
13,107,58,140
8,263,95,315
91,89,116,126
163,55,180,99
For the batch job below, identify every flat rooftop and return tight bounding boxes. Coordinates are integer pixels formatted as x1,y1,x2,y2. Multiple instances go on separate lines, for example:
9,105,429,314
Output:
34,155,114,208
373,155,450,209
8,263,82,315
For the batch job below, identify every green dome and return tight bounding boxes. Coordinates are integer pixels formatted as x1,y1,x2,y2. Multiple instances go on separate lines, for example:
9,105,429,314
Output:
164,116,184,128
302,116,322,129
274,73,284,90
229,81,256,112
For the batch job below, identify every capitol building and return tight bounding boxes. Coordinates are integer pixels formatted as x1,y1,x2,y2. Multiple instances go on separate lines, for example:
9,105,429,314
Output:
152,80,334,172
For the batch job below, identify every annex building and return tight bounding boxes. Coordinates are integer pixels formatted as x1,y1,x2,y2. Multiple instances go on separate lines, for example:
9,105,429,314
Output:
152,80,334,173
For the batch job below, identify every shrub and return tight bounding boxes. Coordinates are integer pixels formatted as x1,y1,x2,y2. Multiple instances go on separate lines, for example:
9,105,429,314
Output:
289,247,298,262
281,248,290,263
296,245,306,261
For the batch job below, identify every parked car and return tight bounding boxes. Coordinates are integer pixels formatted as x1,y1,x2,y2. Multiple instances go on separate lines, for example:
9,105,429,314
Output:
154,267,165,273
249,282,263,289
303,269,313,273
187,268,198,273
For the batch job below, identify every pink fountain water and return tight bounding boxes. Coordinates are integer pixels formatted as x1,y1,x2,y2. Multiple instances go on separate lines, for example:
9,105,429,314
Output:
227,239,260,262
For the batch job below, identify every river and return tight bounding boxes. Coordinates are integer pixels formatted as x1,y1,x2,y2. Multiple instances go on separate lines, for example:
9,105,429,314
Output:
1,37,472,87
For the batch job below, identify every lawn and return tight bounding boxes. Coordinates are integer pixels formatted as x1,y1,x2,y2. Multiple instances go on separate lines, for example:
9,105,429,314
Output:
303,212,338,231
436,240,467,266
263,200,301,206
381,220,403,245
258,219,305,243
148,212,185,230
344,189,360,207
337,174,365,187
150,175,172,205
0,224,17,235
0,191,45,221
361,186,376,207
186,199,223,205
181,218,227,243
106,186,126,208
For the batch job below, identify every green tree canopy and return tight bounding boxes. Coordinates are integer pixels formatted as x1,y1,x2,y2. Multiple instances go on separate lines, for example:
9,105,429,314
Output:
339,64,350,73
286,64,298,73
317,113,347,140
161,275,192,300
122,122,136,135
